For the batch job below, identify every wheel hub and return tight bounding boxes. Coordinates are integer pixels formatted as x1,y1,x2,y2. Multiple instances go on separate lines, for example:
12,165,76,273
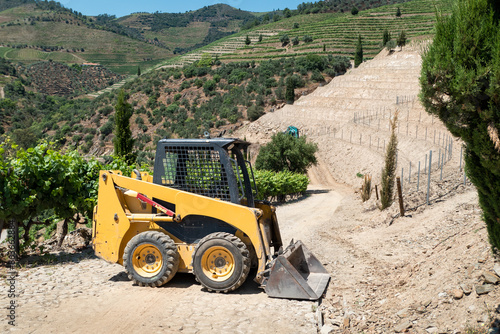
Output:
132,244,163,278
214,256,226,268
201,246,235,282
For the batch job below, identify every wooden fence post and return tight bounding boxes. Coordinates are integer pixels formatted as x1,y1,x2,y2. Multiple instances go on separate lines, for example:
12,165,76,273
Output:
396,177,405,216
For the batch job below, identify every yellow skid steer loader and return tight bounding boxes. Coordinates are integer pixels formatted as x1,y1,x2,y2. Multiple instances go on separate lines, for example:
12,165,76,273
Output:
92,138,329,300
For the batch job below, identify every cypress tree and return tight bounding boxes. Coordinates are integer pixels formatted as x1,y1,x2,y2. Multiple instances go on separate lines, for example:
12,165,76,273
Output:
285,77,295,104
397,30,407,50
382,29,391,48
113,89,135,164
396,7,401,18
380,111,399,210
354,35,363,68
420,0,500,252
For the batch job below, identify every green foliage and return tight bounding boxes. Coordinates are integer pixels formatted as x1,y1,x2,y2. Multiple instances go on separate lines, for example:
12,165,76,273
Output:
280,34,290,47
380,111,398,210
354,35,363,68
0,139,142,251
303,35,313,43
254,169,309,202
198,53,213,67
2,55,351,152
311,70,325,82
247,104,264,121
113,90,135,164
0,140,101,224
285,76,295,103
382,29,391,48
397,30,407,50
396,7,402,17
385,40,397,51
351,6,359,15
245,35,251,46
256,132,318,174
419,0,500,252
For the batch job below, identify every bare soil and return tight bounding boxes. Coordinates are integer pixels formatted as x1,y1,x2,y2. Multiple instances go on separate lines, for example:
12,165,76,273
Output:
2,42,499,333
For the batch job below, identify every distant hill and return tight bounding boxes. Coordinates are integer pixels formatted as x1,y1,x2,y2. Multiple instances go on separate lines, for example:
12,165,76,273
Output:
0,2,170,74
0,0,427,75
118,4,258,55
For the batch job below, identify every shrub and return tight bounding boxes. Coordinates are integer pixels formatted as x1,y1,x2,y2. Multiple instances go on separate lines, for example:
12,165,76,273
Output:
280,34,290,47
311,70,324,82
256,132,317,174
254,170,309,202
303,35,313,43
361,174,372,202
247,104,264,121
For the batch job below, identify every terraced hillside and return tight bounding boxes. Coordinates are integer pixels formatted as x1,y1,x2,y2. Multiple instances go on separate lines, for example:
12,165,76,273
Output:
164,0,451,67
237,40,455,189
0,3,170,73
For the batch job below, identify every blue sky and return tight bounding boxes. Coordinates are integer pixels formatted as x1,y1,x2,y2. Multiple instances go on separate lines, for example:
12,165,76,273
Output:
59,1,305,17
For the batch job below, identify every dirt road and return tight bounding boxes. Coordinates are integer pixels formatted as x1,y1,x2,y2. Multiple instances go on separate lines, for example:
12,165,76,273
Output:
1,185,347,334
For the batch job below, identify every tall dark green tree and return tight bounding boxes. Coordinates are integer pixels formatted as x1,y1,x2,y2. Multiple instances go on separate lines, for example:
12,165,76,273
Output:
382,29,391,48
354,35,363,68
396,7,402,17
113,89,135,163
285,77,295,104
245,35,251,45
420,0,500,252
397,30,407,50
380,111,398,210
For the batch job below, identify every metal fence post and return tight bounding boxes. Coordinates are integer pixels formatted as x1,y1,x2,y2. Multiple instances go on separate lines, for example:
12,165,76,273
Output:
417,161,421,191
427,150,432,205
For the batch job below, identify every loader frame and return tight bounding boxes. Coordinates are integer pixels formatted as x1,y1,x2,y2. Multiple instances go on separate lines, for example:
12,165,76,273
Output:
92,138,329,300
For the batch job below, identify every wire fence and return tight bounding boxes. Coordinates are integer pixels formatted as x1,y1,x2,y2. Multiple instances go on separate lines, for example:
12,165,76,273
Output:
279,99,469,207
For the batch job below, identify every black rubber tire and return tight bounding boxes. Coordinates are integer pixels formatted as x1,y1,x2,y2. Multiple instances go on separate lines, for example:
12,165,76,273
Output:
192,232,250,293
123,231,179,287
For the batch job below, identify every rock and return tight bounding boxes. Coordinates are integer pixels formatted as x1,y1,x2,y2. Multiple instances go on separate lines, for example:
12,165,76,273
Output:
328,317,342,327
425,327,438,334
475,284,494,295
494,264,500,277
343,316,350,328
438,292,448,298
416,306,426,314
460,284,473,295
394,320,411,333
396,308,409,318
482,271,499,284
320,325,335,334
452,288,463,299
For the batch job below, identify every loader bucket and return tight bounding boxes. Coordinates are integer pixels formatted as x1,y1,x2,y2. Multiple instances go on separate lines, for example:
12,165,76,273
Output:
264,240,330,300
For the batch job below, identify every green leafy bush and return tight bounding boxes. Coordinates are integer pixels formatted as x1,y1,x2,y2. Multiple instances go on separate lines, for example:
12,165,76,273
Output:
256,132,317,174
254,169,309,202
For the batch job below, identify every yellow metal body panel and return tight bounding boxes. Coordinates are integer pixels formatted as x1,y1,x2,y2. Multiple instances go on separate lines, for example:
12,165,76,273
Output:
93,170,273,281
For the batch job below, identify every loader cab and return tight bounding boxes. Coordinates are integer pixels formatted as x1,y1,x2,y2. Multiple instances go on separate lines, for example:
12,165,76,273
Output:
153,138,256,207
